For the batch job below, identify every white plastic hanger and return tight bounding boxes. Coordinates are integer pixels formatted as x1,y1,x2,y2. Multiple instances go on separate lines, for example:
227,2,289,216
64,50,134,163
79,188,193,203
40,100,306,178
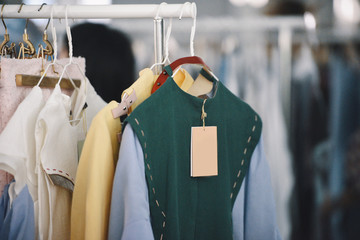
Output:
176,2,217,97
182,2,196,57
150,2,172,70
53,4,87,124
113,3,173,119
172,2,196,77
36,5,76,89
151,2,218,95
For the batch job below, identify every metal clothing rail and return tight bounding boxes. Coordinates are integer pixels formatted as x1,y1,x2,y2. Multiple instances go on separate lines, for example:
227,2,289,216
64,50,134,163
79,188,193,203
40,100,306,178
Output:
195,16,305,32
1,4,196,19
0,4,196,74
112,16,304,35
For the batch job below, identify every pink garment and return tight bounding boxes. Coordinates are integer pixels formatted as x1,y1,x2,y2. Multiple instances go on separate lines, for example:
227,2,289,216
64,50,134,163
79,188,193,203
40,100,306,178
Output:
0,57,86,196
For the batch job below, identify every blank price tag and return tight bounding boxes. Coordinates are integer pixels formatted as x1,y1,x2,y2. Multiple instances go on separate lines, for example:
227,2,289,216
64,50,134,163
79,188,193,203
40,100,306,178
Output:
191,126,218,177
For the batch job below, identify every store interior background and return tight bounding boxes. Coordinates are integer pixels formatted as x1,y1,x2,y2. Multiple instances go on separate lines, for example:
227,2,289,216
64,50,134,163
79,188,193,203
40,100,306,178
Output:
2,0,360,240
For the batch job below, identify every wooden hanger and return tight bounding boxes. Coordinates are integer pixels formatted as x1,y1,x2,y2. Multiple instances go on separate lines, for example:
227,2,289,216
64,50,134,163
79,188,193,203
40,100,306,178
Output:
15,4,81,90
15,74,81,89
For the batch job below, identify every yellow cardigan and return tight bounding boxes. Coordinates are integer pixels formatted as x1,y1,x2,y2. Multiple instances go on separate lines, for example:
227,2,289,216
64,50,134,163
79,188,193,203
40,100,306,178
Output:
70,68,194,240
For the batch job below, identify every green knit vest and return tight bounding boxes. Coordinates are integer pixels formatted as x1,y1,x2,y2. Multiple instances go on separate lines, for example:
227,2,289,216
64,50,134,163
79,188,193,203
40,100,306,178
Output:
124,72,262,240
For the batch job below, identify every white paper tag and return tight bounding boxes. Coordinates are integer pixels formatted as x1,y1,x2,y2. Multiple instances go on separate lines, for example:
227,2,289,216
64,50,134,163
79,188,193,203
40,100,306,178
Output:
191,126,218,177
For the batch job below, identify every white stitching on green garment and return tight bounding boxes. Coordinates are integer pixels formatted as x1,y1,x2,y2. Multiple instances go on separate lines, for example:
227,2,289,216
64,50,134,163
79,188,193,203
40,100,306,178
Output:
230,115,257,199
135,118,166,239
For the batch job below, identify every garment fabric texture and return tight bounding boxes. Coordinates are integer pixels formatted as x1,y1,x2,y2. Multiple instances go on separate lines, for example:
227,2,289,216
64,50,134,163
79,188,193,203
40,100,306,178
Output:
71,101,122,240
118,73,276,239
108,125,281,240
122,68,194,114
0,56,104,239
243,47,294,240
0,57,85,197
328,52,360,240
0,86,44,202
0,183,11,234
329,53,360,198
35,84,86,240
71,68,194,240
0,183,35,240
0,64,104,199
290,46,325,240
221,43,293,240
0,86,48,238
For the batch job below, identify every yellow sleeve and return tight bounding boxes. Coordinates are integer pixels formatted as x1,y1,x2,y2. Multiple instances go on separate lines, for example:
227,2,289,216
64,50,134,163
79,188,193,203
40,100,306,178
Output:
71,101,121,240
122,68,194,114
122,68,155,113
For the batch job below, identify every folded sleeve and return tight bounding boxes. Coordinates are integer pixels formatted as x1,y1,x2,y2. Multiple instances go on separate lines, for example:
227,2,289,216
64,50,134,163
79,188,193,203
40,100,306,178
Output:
108,124,154,240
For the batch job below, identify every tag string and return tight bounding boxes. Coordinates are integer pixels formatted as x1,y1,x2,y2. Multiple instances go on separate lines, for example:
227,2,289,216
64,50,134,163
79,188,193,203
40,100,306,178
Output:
201,99,207,129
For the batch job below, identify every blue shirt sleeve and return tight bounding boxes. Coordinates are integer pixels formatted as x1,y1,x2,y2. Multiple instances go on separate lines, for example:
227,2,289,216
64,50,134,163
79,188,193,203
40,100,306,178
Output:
108,124,154,240
108,125,281,240
0,184,35,240
8,185,35,240
232,137,282,240
0,183,11,233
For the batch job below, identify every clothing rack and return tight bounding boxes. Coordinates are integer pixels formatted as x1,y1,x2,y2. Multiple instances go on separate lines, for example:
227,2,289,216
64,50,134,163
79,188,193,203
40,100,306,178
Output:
114,16,305,130
1,4,196,74
1,4,303,126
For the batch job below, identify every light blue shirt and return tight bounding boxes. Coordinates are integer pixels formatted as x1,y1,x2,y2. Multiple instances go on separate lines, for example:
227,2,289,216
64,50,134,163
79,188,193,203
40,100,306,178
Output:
108,125,281,240
0,183,35,240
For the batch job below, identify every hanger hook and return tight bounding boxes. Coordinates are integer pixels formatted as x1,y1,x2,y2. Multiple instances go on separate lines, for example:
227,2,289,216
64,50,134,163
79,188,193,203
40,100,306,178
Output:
150,17,172,70
50,5,58,62
155,2,167,20
164,18,172,60
179,2,191,20
38,3,47,12
178,2,196,56
65,4,73,61
38,3,53,58
37,5,57,87
18,3,25,13
1,4,7,34
190,2,197,56
18,3,30,34
38,4,50,32
44,18,50,32
55,4,78,90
